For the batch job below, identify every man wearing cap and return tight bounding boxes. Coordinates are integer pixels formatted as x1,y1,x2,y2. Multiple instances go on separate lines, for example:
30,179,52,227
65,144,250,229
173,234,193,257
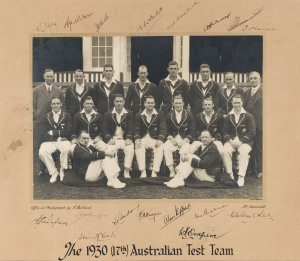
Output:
163,95,196,177
214,72,244,117
158,61,189,115
134,96,167,178
189,64,220,115
65,69,94,119
125,65,159,116
103,94,135,178
93,64,124,115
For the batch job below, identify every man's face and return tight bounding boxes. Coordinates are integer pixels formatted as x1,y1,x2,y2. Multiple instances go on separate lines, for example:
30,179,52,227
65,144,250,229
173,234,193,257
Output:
249,73,261,87
200,67,210,81
232,98,243,111
79,133,90,146
173,98,184,112
74,72,84,85
103,66,114,79
51,98,62,113
138,67,148,81
200,131,212,146
114,97,125,110
44,71,54,85
144,98,155,110
225,74,234,87
167,64,179,77
203,100,214,113
83,100,94,113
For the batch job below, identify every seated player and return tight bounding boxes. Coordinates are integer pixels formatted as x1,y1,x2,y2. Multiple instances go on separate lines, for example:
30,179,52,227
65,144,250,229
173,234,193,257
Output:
192,97,224,157
223,94,256,187
73,131,125,188
39,97,72,183
165,130,222,188
134,95,167,178
214,72,244,117
164,95,195,177
102,94,135,178
71,96,106,154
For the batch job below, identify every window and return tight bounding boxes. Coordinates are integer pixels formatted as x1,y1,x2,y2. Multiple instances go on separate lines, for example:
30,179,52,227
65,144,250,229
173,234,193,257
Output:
91,37,113,68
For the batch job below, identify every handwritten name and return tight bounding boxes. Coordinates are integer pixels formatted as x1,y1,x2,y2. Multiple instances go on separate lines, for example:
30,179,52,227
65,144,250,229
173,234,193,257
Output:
30,214,68,228
36,21,57,32
167,1,199,30
77,231,116,242
228,7,264,31
179,226,217,240
204,12,231,31
112,205,139,226
162,203,191,229
69,212,109,225
195,204,228,218
94,13,109,32
137,7,163,31
137,209,162,222
231,210,274,222
242,24,276,31
64,12,94,32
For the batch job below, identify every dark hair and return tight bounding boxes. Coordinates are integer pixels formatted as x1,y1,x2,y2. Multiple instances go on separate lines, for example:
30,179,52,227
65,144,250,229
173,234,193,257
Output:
200,64,211,71
201,130,212,137
232,94,243,102
103,64,114,71
202,96,214,105
225,72,235,77
74,69,83,74
114,94,125,101
168,61,178,68
44,68,54,74
79,130,90,137
51,97,62,103
138,65,148,72
173,94,184,102
144,95,155,102
83,96,94,102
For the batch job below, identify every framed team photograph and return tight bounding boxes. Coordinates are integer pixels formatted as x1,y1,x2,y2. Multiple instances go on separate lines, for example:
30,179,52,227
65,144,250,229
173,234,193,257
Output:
33,35,263,200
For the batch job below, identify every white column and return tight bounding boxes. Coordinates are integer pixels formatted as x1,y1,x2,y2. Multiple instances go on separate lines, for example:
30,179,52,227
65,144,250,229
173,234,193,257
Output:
173,36,181,66
83,37,93,71
182,36,190,82
112,37,121,81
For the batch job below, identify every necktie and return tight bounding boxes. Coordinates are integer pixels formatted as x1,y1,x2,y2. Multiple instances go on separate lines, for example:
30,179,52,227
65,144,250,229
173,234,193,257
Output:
251,88,255,96
48,87,51,95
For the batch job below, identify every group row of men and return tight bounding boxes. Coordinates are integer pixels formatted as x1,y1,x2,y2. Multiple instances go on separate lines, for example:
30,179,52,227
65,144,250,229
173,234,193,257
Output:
33,61,262,189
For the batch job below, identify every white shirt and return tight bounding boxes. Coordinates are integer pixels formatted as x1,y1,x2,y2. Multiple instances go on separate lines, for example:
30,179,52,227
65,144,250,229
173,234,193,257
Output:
112,107,128,139
229,108,247,123
223,85,236,96
141,108,158,123
136,79,150,97
52,110,61,123
45,83,52,92
165,75,181,93
197,75,212,87
175,110,183,123
81,109,97,122
101,78,117,96
251,85,260,96
75,82,84,95
203,111,214,124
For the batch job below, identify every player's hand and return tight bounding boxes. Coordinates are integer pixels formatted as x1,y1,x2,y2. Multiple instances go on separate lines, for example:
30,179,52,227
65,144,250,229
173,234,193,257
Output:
71,139,77,144
169,136,177,146
94,136,102,143
229,139,238,150
125,139,132,146
135,139,142,149
155,140,163,148
108,139,115,145
105,151,115,158
181,154,190,162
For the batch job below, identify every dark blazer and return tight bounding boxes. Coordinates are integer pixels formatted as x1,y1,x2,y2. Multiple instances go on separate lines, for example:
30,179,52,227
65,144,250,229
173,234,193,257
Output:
134,109,167,142
93,80,124,114
190,141,222,176
166,109,195,142
39,111,72,143
243,87,262,131
223,110,256,147
33,83,65,122
214,86,244,115
158,77,189,114
194,111,224,142
102,109,134,142
65,83,94,118
125,81,159,115
189,80,220,115
71,111,104,140
73,142,106,180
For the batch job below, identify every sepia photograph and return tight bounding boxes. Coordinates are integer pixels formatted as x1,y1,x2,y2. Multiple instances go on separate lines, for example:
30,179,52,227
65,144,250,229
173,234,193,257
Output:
33,35,263,200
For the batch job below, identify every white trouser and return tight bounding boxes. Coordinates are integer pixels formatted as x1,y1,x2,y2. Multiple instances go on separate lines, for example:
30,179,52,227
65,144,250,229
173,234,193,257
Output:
106,139,134,169
85,156,120,182
163,136,191,168
223,140,252,177
70,139,107,155
135,135,164,172
39,140,71,176
176,154,214,181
